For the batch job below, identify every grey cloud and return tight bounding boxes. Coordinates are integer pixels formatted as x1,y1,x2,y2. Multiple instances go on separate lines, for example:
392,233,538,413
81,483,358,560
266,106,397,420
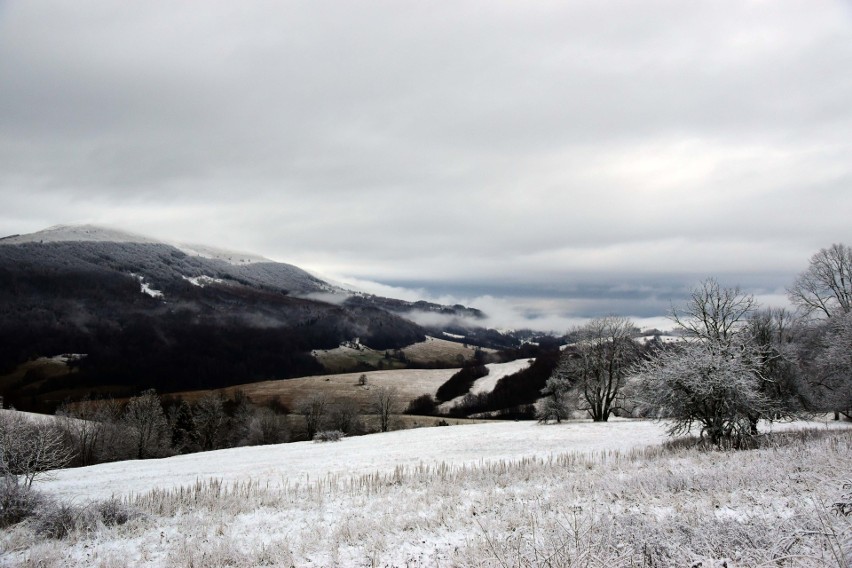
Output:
1,1,851,325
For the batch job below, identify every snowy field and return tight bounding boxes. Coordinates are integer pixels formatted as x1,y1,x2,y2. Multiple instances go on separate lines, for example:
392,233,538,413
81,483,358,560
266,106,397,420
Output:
43,418,663,502
4,419,851,567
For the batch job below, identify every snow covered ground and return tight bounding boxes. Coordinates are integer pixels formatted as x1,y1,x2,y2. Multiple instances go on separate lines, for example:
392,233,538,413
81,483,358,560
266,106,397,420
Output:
40,417,843,503
6,418,851,568
42,419,664,501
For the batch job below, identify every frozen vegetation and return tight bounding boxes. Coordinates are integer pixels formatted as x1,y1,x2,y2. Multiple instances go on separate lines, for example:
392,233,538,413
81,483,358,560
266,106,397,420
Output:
2,419,850,567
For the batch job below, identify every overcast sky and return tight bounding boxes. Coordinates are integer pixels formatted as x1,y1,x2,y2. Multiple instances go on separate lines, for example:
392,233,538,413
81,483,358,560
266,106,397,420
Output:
2,1,851,331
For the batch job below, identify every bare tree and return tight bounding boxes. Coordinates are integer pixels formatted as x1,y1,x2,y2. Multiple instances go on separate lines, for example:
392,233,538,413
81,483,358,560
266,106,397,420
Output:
298,394,328,440
746,307,810,420
797,312,852,420
671,277,756,346
558,316,640,422
244,407,290,445
371,387,398,433
192,392,228,451
0,412,74,487
329,399,363,435
788,243,852,319
122,389,171,459
55,397,120,467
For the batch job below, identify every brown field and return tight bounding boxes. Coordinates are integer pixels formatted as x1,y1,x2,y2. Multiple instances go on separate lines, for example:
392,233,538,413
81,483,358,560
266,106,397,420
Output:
312,336,494,372
169,366,460,413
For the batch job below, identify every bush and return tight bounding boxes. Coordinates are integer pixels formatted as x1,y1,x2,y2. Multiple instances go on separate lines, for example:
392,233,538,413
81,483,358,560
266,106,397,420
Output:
95,498,143,526
313,430,344,442
405,394,437,416
29,497,143,539
0,479,43,528
32,501,98,539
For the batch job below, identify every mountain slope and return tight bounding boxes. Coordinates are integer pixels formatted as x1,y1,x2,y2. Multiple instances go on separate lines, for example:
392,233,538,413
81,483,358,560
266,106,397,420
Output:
0,225,431,410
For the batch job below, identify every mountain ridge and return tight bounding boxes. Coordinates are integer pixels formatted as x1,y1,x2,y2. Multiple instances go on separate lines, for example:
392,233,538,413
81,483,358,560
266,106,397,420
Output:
0,224,507,412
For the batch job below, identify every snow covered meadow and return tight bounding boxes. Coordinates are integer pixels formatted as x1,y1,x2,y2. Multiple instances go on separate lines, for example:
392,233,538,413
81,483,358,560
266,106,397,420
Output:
2,419,851,567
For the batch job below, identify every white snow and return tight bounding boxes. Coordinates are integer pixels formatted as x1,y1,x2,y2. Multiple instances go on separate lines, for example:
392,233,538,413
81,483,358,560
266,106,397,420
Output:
11,418,851,567
442,332,465,339
471,358,533,395
181,275,225,287
42,420,672,502
438,358,533,411
131,273,164,298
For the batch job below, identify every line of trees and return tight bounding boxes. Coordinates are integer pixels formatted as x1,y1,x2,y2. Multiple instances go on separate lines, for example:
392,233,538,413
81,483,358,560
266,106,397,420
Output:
538,243,852,447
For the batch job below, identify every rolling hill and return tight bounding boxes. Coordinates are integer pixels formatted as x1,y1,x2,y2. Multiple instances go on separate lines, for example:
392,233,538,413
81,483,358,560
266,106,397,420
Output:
0,225,501,411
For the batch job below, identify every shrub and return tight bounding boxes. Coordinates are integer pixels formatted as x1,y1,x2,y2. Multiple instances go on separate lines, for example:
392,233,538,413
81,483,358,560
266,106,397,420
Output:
32,501,98,539
0,479,43,528
313,430,344,442
405,394,437,416
95,498,143,526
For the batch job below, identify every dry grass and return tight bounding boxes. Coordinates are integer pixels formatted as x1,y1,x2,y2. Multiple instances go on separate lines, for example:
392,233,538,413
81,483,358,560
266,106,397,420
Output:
172,367,460,413
3,428,850,567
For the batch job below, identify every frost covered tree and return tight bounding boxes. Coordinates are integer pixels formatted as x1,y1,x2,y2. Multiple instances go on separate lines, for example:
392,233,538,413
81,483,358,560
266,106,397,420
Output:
122,389,172,459
745,307,810,419
553,316,640,422
634,279,781,446
788,243,852,319
536,372,572,423
633,340,773,446
192,392,228,451
788,244,852,418
0,412,74,487
671,278,755,345
56,397,121,466
797,312,852,419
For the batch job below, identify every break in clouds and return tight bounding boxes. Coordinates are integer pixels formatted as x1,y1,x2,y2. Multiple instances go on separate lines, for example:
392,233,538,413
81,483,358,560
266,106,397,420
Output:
1,1,851,329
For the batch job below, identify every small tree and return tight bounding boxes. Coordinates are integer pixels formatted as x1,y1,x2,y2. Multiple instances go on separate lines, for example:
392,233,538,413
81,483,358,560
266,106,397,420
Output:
0,412,74,488
536,374,572,423
558,316,640,422
192,392,228,451
372,386,398,433
122,389,171,459
357,374,368,386
329,399,363,435
298,394,328,440
244,407,290,445
55,397,121,467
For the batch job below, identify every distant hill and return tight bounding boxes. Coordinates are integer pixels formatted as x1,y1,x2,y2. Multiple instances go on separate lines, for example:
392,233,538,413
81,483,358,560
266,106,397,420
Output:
0,225,504,411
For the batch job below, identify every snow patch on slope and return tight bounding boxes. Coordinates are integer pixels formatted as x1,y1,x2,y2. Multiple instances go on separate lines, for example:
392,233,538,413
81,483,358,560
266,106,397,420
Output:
131,273,164,298
438,358,534,412
182,275,225,287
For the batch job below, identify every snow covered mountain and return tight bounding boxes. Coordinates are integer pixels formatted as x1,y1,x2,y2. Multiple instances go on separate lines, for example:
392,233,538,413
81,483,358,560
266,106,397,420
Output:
0,224,502,412
0,225,426,409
